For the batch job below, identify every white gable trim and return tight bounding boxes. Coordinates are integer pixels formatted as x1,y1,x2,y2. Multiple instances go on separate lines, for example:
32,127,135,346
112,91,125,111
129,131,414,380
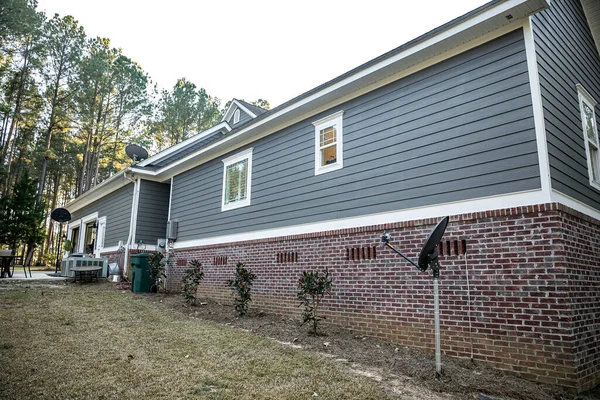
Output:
137,121,231,167
222,99,258,123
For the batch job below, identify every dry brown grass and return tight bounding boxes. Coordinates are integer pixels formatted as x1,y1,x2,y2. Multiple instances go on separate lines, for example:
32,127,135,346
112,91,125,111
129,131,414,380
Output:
0,282,387,399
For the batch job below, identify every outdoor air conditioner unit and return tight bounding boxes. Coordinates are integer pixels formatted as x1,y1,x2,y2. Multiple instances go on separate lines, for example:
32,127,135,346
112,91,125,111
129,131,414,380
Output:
166,220,178,240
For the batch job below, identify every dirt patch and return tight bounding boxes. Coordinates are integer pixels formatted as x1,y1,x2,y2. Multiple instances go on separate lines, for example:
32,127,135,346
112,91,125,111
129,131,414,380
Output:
146,290,600,400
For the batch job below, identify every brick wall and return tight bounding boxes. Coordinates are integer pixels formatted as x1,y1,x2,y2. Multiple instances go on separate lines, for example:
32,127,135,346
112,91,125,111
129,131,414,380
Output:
165,203,599,391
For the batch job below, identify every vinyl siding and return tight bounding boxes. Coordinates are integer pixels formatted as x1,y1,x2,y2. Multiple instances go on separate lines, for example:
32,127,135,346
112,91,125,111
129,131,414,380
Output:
70,184,134,247
533,0,600,210
171,29,539,240
136,180,170,245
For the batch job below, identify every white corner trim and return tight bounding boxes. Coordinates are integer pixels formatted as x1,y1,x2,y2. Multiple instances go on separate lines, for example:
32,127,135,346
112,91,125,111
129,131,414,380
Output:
551,190,600,221
131,178,141,245
167,176,174,221
221,148,253,212
523,18,552,202
174,189,549,249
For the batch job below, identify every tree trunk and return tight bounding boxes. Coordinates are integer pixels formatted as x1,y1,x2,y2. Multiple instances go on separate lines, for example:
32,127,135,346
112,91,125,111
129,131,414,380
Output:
0,39,32,166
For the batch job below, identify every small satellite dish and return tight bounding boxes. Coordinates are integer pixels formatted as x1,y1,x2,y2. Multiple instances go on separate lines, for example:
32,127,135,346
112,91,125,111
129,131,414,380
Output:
50,207,72,223
380,216,450,378
125,143,149,164
418,216,449,273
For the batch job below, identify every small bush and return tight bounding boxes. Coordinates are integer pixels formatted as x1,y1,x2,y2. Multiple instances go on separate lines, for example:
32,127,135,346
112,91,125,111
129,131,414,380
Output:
297,268,333,334
148,252,166,293
227,262,256,316
182,260,204,305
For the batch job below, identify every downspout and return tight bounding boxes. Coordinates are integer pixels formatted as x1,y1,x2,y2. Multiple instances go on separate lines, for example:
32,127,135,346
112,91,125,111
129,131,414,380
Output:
123,171,139,276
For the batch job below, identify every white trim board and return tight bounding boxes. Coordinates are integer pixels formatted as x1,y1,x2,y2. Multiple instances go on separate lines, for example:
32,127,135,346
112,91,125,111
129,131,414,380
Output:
551,190,600,221
132,21,535,182
173,189,551,249
524,18,552,200
137,122,232,168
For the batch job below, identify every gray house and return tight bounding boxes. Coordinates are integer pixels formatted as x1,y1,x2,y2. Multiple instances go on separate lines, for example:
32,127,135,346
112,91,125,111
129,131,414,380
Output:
66,0,600,391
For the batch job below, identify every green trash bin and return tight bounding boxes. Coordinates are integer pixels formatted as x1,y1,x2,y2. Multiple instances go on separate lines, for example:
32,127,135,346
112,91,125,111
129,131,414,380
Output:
130,253,153,293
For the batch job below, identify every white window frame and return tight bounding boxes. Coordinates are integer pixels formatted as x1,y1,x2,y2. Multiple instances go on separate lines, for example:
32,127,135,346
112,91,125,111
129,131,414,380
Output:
80,212,99,254
221,148,253,212
577,84,600,190
95,216,107,257
313,110,344,175
233,109,241,124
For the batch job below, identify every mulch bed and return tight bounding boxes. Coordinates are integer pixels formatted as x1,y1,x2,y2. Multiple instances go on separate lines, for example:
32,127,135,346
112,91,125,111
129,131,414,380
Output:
139,288,600,400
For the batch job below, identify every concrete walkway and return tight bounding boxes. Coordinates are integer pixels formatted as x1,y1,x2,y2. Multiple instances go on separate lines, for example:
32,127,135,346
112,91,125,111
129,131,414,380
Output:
6,269,67,280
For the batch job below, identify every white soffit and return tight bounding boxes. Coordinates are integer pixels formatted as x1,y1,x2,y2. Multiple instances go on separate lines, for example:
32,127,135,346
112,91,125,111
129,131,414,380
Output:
581,0,600,57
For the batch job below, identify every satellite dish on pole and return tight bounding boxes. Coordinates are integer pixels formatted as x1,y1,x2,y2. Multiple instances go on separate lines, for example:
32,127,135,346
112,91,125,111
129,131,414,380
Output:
380,216,449,378
50,207,71,223
125,144,149,165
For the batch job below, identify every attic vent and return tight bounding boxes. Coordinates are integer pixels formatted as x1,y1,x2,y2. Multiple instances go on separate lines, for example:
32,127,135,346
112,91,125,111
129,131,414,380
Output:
438,239,467,256
277,252,299,263
233,109,240,124
214,256,228,266
346,246,376,261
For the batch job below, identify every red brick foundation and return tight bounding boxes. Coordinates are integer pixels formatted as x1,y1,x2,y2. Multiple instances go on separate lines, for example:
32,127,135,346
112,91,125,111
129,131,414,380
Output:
165,203,600,391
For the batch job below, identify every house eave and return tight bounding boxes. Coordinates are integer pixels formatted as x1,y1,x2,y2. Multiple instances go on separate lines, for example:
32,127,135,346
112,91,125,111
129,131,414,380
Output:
131,0,549,180
66,170,133,213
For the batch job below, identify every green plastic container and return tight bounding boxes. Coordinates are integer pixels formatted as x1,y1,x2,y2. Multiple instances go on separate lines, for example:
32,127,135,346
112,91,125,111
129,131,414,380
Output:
130,253,153,293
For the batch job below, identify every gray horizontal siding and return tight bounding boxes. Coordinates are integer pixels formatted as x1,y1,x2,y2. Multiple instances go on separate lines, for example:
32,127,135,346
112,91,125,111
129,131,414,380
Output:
171,29,539,240
70,184,134,247
533,0,600,210
136,180,170,245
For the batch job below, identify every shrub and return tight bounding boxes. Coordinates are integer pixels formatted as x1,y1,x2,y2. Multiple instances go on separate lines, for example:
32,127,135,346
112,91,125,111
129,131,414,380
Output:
227,262,256,316
181,260,204,305
297,268,333,334
148,252,166,293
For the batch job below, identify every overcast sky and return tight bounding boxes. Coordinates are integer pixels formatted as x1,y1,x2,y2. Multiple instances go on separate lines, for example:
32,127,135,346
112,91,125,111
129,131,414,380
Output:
35,0,490,108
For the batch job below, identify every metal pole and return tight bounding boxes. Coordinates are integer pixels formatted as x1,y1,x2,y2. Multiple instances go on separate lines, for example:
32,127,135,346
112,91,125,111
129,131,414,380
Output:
434,277,442,377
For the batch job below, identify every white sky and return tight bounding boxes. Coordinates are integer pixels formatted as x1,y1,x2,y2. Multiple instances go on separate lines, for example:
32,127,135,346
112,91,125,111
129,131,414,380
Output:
35,0,490,108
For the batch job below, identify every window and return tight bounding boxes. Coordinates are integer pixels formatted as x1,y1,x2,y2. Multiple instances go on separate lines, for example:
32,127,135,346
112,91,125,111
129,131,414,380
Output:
313,111,343,175
70,226,80,253
222,148,253,211
577,84,600,189
84,221,97,254
233,109,241,124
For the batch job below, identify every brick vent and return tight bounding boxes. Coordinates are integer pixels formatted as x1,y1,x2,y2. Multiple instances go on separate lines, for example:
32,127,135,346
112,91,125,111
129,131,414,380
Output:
214,256,227,266
277,252,298,263
346,246,376,261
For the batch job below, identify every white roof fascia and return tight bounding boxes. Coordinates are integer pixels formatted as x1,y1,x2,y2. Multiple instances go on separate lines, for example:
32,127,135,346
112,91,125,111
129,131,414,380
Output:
222,99,258,123
68,0,551,195
66,170,132,213
137,121,231,167
139,0,549,180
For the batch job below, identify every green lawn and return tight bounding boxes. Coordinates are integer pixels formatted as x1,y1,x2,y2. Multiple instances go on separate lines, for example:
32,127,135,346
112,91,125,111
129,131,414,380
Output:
0,283,388,399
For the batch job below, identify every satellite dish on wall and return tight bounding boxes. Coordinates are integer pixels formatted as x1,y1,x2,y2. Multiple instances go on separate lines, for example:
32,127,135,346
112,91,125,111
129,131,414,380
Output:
50,207,72,223
125,144,149,164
